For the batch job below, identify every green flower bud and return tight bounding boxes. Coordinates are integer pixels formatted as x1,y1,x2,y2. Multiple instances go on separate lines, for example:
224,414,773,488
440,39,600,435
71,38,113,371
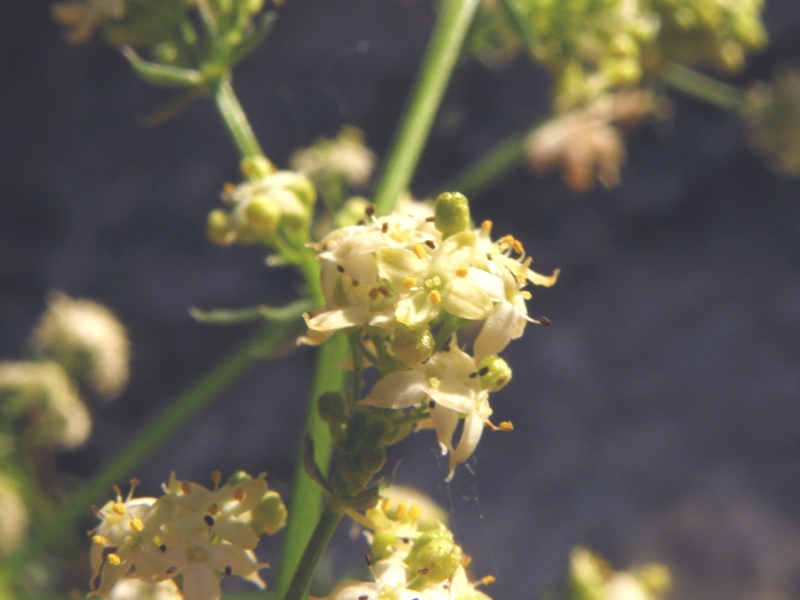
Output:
240,156,274,180
318,391,347,425
391,324,434,367
407,529,464,584
479,355,512,392
334,197,370,228
207,209,233,245
434,192,471,238
225,470,253,486
371,530,397,562
243,196,281,234
152,42,179,65
343,409,370,454
382,420,413,446
287,176,317,209
357,445,387,474
250,490,288,535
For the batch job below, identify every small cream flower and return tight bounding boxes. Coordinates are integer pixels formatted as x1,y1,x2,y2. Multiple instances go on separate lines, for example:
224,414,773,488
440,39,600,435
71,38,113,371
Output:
108,579,183,600
361,340,502,480
31,292,130,399
291,126,377,189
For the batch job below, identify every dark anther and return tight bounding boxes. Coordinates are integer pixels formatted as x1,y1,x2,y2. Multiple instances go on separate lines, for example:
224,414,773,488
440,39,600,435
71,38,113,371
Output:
486,253,493,261
351,279,360,287
369,288,379,300
359,595,369,600
167,566,177,574
159,544,167,553
224,565,233,576
364,553,373,567
428,400,436,409
357,219,366,226
382,222,389,233
401,538,410,544
204,515,215,526
365,204,376,217
495,376,507,386
425,216,436,222
540,316,552,326
337,265,345,273
469,371,478,378
421,357,430,365
478,366,490,377
424,240,436,249
379,286,390,297
418,568,429,575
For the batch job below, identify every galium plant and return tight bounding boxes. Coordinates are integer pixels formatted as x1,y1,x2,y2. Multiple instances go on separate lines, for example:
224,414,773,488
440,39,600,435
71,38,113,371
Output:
0,0,788,597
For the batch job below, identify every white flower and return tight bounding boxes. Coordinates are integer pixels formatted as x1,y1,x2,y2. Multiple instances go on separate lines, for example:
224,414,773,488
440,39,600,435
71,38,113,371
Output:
377,231,504,327
361,340,501,480
108,579,183,600
291,126,377,188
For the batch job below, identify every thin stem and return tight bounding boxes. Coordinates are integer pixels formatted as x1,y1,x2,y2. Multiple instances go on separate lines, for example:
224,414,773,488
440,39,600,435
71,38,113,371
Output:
282,501,344,600
372,0,480,215
0,320,301,587
664,63,747,111
349,333,364,404
439,129,530,197
278,334,349,598
214,78,266,159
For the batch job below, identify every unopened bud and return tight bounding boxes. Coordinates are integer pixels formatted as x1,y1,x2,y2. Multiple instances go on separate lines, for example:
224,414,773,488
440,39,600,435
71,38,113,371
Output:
407,529,464,583
250,490,287,535
243,197,281,234
286,176,317,209
358,445,386,474
391,325,434,366
240,156,274,180
434,192,471,238
318,391,347,425
207,209,233,245
478,355,512,392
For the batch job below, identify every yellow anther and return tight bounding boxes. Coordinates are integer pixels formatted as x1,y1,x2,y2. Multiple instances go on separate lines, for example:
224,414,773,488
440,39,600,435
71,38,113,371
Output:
129,518,145,532
521,291,532,300
92,535,108,546
499,235,524,254
499,421,514,431
222,182,236,193
403,276,417,290
455,267,468,277
211,470,222,486
395,502,407,519
181,481,193,495
107,553,122,566
479,575,497,587
112,502,126,516
234,488,246,502
382,498,393,513
428,290,442,305
208,503,221,516
413,243,426,259
408,504,421,521
481,220,493,232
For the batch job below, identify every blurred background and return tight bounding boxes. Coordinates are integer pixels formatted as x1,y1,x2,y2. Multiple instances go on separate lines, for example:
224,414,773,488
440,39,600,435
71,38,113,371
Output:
2,0,800,598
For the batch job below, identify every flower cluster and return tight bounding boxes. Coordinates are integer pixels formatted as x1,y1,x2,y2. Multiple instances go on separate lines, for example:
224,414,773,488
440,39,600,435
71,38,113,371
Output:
207,157,317,248
319,490,494,600
567,547,670,600
469,0,766,108
89,472,286,600
303,193,557,479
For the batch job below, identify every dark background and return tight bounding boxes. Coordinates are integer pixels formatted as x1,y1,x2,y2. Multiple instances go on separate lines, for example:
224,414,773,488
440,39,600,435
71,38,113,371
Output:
2,1,800,598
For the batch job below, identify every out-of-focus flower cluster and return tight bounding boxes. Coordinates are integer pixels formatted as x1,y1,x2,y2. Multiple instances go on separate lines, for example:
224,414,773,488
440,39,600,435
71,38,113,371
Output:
318,488,494,600
89,472,287,600
303,193,557,479
207,157,317,248
567,547,670,600
469,0,766,108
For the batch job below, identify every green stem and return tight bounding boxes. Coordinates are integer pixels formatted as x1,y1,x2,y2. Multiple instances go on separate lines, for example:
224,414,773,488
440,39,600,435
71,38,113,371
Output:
214,78,266,159
664,63,747,111
440,129,530,197
0,320,301,587
372,0,480,215
278,334,349,597
282,501,345,600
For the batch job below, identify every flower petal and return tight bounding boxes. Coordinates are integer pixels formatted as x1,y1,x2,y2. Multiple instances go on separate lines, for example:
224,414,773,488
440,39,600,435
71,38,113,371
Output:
442,277,492,321
447,410,486,481
361,369,429,409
